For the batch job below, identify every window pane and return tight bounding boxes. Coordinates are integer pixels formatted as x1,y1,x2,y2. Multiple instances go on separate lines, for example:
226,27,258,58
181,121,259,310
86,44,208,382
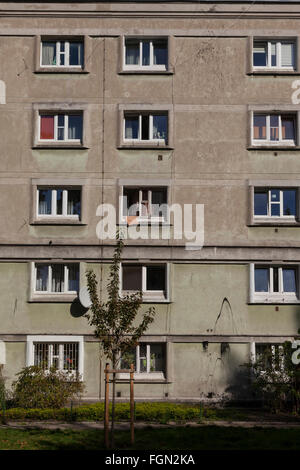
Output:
125,116,139,139
42,42,56,66
125,39,139,65
150,344,165,373
139,344,147,372
40,115,54,139
124,188,139,216
67,190,81,216
273,267,279,292
51,264,64,292
283,189,296,216
64,343,78,371
270,189,280,216
271,42,277,67
254,191,268,216
153,39,167,66
253,115,266,139
281,42,294,67
68,115,82,140
69,42,83,66
253,42,267,66
282,117,295,140
68,264,79,292
122,265,142,290
120,348,136,370
56,189,63,215
141,115,149,140
146,266,166,291
151,188,168,218
153,115,167,142
38,189,52,215
142,41,150,66
36,264,49,291
270,115,279,141
255,268,269,292
271,204,280,216
283,268,297,293
34,343,49,369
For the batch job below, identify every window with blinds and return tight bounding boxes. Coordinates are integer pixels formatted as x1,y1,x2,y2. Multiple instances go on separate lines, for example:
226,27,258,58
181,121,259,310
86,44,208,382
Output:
253,40,295,70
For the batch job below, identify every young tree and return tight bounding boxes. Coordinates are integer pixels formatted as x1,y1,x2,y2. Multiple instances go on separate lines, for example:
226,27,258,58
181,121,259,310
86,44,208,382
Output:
84,236,155,447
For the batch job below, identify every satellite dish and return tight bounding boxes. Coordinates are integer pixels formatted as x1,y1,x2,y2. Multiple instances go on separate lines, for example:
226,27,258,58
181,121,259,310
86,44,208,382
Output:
79,287,92,308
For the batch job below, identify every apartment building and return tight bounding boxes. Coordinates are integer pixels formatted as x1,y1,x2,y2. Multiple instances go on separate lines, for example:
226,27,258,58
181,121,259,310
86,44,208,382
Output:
0,0,300,401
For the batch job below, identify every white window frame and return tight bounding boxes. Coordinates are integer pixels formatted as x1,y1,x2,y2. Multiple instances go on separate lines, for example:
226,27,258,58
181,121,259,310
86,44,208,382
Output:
249,263,300,303
253,188,297,221
33,262,79,296
120,187,168,224
123,38,167,71
40,40,83,68
26,335,84,379
119,343,166,380
120,263,169,302
253,40,295,70
39,114,82,143
123,113,168,144
37,187,81,220
252,113,296,147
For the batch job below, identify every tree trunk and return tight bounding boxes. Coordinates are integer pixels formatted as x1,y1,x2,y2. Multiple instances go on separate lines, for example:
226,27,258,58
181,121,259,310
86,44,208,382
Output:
110,355,116,448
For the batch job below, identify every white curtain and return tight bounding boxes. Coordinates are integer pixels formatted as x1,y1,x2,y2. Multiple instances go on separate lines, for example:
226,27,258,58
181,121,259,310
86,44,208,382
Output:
42,42,56,65
51,264,64,292
126,41,139,65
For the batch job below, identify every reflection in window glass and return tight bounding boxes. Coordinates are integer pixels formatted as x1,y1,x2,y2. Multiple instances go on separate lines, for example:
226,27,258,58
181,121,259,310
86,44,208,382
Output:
254,191,268,216
283,190,296,216
283,268,297,292
255,268,269,292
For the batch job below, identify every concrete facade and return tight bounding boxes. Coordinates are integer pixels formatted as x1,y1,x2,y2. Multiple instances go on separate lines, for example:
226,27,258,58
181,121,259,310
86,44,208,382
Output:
0,0,300,401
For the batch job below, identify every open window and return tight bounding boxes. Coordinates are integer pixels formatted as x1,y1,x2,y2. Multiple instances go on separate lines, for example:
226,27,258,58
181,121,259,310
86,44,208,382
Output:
121,187,168,224
121,264,168,302
124,112,168,145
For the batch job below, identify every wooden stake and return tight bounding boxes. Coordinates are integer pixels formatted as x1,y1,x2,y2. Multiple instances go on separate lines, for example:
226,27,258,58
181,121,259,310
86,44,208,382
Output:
104,363,110,449
130,363,134,445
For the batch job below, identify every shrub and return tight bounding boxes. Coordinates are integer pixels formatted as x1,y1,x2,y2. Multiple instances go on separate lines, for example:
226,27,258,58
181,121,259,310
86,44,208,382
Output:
12,366,85,409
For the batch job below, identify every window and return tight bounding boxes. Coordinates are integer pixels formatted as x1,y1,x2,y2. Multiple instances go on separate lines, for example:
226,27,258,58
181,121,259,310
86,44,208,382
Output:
41,40,83,68
254,188,297,219
251,264,299,303
122,187,168,224
121,264,168,301
124,38,168,71
34,263,79,295
124,112,168,144
26,335,84,378
120,343,166,379
39,113,83,142
37,188,81,219
34,342,79,372
252,113,296,146
255,343,286,372
253,40,295,70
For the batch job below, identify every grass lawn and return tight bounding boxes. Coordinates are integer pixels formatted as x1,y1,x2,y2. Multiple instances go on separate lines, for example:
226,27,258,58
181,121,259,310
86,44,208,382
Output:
0,426,300,450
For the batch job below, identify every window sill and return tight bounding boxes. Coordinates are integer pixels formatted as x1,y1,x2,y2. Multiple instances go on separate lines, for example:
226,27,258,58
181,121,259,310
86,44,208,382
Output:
248,70,298,76
31,219,86,226
119,70,173,75
32,144,89,150
247,146,299,151
34,68,89,74
248,219,299,227
249,299,300,305
29,294,77,303
118,144,173,150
